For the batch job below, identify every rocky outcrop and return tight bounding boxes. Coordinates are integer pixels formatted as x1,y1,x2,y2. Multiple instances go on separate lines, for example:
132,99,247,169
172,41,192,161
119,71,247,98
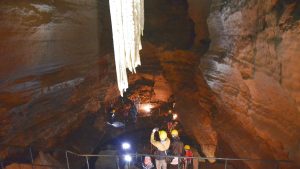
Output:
4,151,63,169
0,0,112,151
202,0,300,168
158,49,218,162
207,0,300,111
187,0,211,50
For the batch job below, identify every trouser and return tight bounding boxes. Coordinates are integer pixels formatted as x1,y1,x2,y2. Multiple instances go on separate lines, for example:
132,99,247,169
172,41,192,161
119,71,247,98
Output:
183,161,193,169
155,159,167,169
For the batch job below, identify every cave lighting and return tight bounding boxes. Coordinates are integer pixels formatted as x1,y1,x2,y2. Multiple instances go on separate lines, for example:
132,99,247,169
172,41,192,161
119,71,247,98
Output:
122,142,131,150
124,154,132,162
109,0,144,96
142,104,152,113
173,113,178,120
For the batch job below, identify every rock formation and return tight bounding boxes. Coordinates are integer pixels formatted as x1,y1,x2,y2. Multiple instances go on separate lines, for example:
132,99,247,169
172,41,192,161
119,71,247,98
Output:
201,0,300,168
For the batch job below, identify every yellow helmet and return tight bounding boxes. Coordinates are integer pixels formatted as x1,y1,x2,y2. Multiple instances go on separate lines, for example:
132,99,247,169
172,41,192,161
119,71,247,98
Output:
184,145,190,150
171,129,178,137
159,130,168,141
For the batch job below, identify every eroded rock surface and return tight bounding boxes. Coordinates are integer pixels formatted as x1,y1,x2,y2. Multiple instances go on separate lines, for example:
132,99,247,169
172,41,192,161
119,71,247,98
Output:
203,0,300,168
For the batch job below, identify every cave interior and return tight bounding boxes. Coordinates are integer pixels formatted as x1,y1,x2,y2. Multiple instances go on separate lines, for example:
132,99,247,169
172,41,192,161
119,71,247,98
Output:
0,0,300,169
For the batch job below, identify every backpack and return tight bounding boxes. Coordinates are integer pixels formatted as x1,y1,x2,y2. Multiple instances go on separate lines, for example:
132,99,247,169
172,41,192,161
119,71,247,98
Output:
171,138,184,156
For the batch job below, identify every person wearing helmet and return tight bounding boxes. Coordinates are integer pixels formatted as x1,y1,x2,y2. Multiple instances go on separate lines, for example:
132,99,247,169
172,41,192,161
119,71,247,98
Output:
183,145,193,169
108,108,116,124
169,129,184,169
150,128,170,169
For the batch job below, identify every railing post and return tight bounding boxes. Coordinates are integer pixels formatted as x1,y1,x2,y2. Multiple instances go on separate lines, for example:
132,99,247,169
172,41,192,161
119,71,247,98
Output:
29,147,34,169
1,162,3,169
224,160,228,169
65,152,70,169
116,156,120,169
85,156,90,169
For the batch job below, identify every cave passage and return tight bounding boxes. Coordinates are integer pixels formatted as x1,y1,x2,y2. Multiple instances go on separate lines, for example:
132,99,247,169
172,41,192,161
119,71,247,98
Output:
0,0,300,169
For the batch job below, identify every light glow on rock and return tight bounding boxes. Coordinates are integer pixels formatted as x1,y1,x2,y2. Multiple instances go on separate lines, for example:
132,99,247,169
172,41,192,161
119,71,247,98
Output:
173,113,178,120
142,104,152,113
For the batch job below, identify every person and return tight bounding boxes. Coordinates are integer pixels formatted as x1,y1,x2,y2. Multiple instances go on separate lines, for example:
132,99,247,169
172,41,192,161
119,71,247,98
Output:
169,129,184,169
142,156,154,169
140,145,154,169
134,96,141,112
166,110,173,131
129,102,138,124
108,108,116,124
183,145,193,169
168,95,176,109
150,128,170,169
169,121,179,132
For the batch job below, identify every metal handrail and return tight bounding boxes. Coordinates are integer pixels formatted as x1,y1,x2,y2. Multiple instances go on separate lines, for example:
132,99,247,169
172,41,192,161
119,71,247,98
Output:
65,150,291,163
0,145,294,169
65,150,293,169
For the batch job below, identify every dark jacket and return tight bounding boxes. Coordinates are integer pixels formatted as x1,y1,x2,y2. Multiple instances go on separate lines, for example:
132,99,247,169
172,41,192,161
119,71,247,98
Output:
171,137,184,156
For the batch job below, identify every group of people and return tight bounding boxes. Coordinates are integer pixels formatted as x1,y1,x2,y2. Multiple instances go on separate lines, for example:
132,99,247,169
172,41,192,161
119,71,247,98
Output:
107,101,138,127
148,128,197,169
145,109,198,169
162,110,179,132
106,96,201,169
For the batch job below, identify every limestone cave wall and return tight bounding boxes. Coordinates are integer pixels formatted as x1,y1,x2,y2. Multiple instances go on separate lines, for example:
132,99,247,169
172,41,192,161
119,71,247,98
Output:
0,0,112,151
200,0,300,168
